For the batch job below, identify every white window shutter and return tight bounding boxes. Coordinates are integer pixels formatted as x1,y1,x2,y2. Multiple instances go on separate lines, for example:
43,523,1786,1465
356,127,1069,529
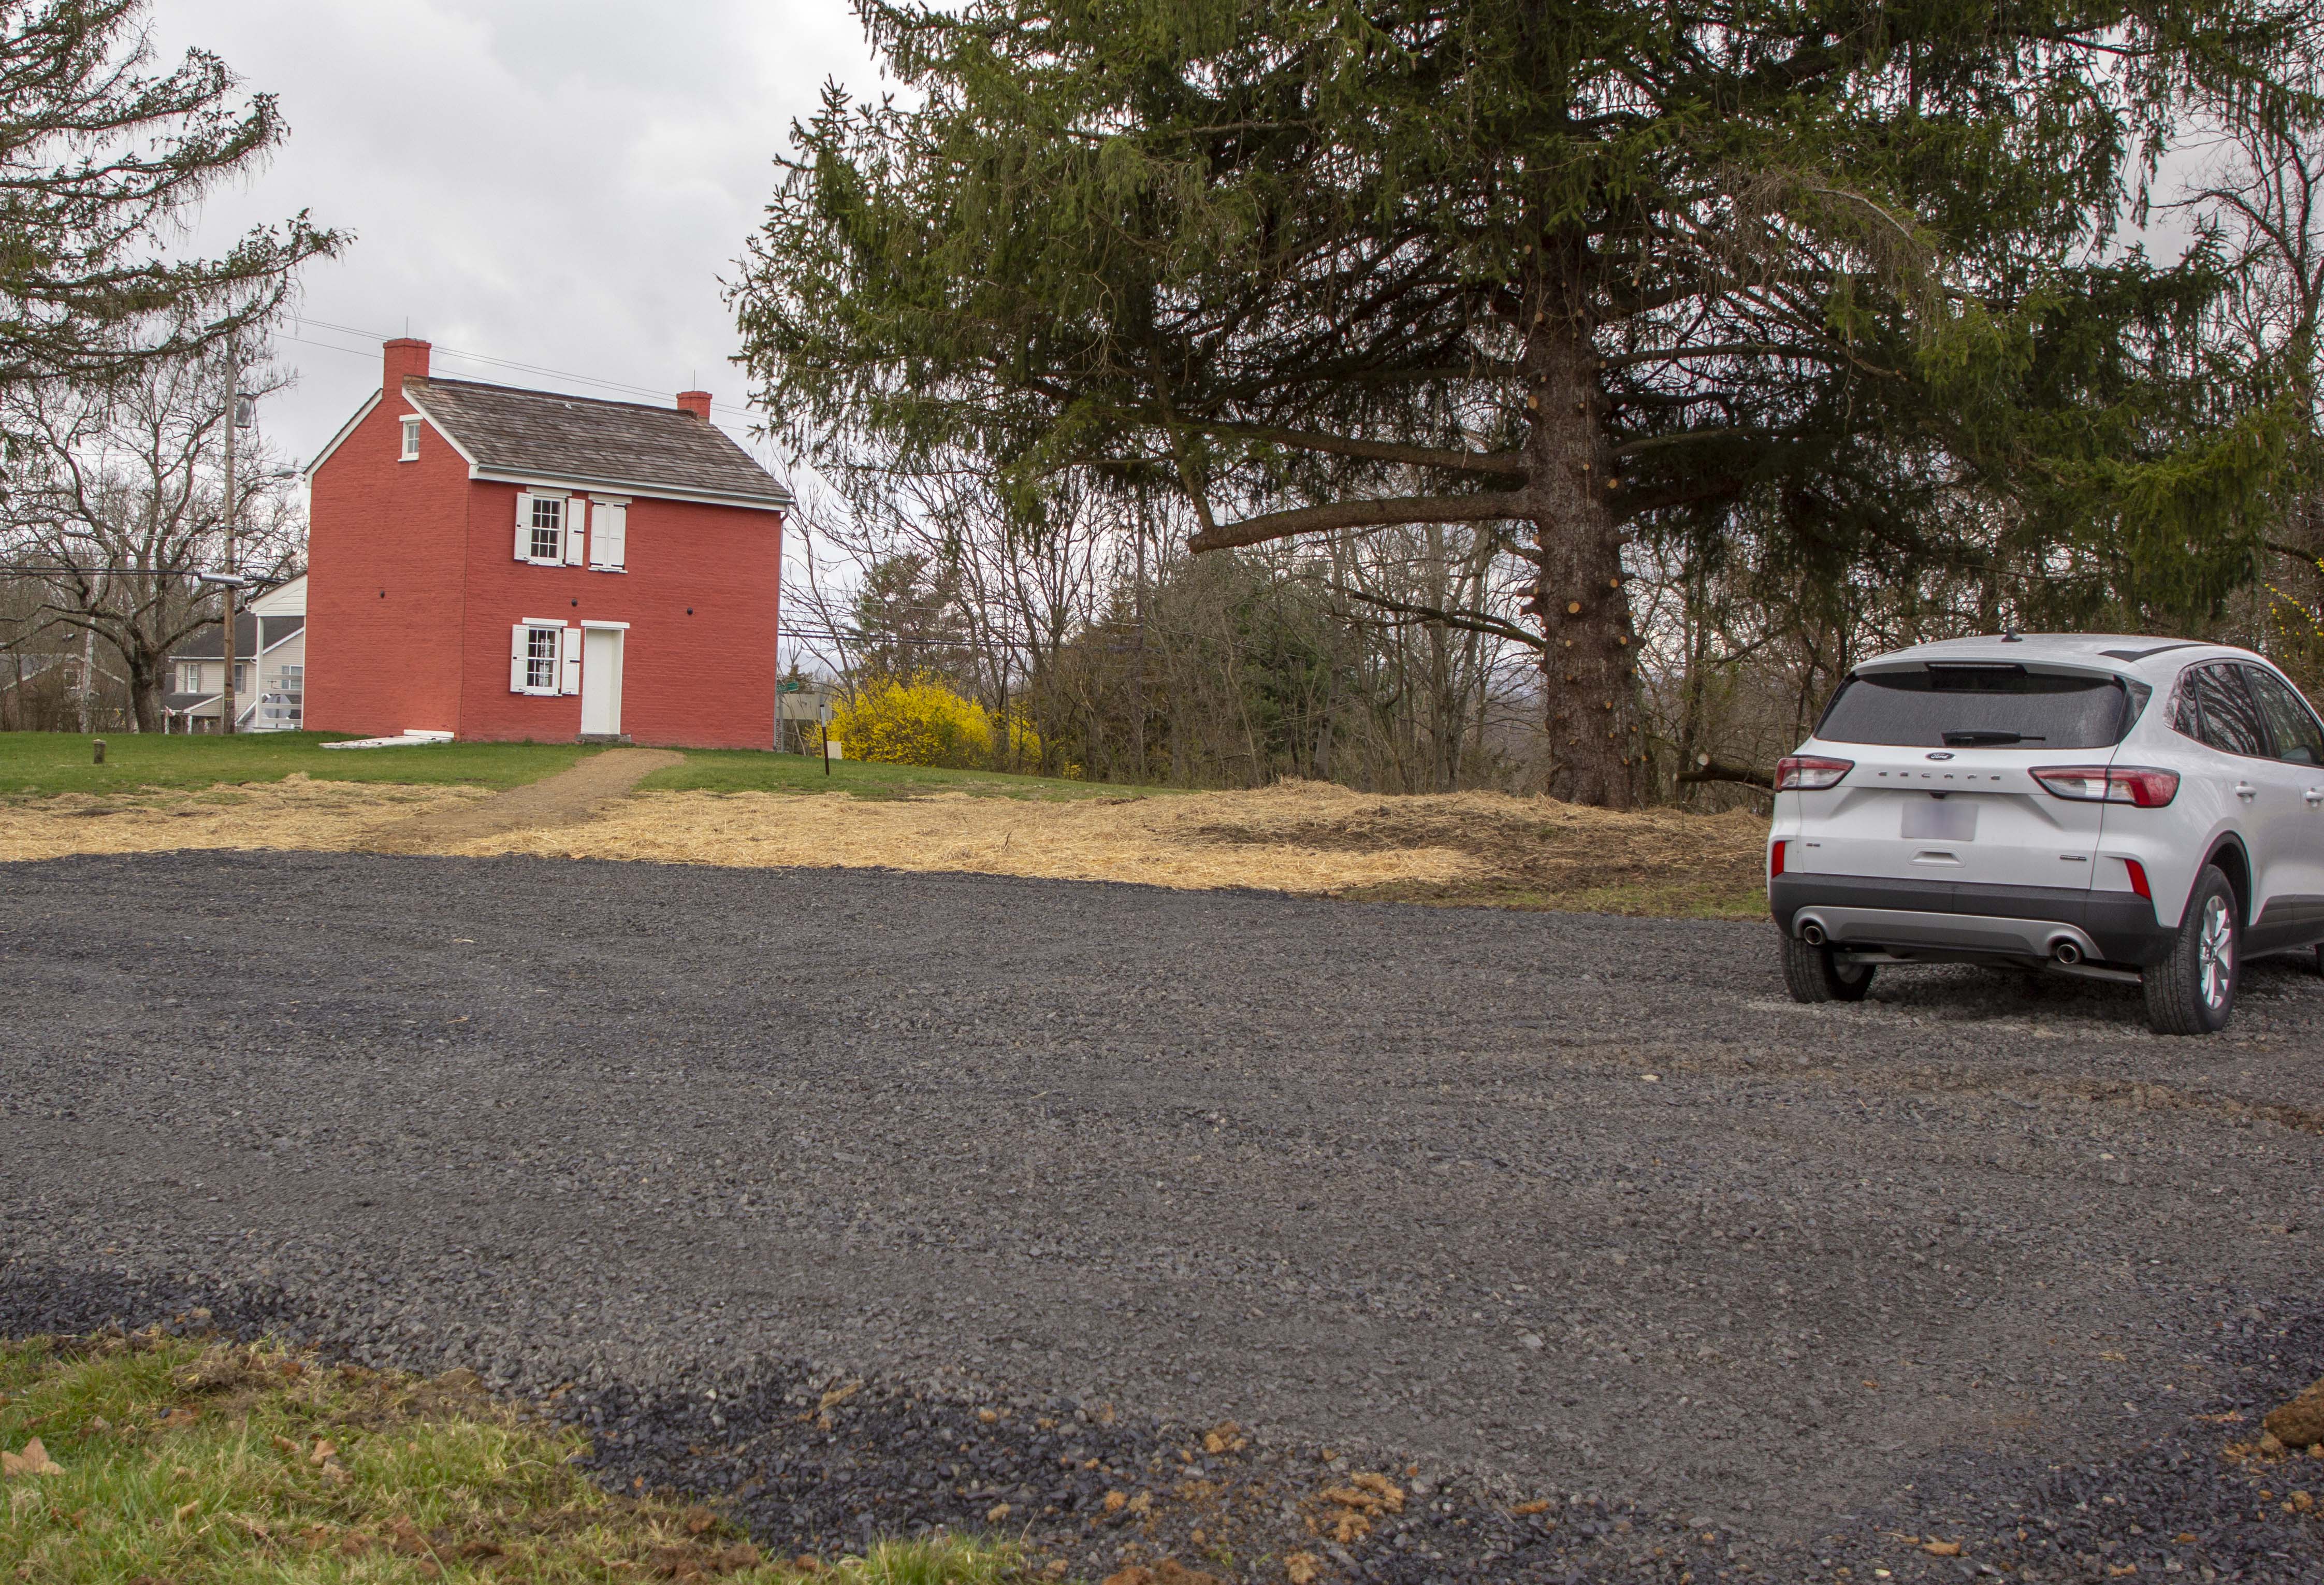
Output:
564,497,587,565
514,492,535,560
561,627,582,695
510,625,528,691
593,502,627,570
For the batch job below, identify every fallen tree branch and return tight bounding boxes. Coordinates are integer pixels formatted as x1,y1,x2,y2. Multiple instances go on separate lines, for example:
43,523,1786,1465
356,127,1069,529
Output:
1677,758,1774,789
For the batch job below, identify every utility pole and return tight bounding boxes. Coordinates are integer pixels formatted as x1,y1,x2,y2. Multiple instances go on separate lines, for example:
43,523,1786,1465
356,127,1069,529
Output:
1130,491,1149,782
219,346,239,736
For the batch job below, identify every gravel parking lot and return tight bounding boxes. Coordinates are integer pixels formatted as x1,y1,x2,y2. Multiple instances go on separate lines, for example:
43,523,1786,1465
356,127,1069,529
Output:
4,850,2320,1581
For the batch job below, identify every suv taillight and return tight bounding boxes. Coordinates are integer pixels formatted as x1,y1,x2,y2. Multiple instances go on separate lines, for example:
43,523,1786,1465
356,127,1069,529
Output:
1775,755,1854,791
2030,766,2181,807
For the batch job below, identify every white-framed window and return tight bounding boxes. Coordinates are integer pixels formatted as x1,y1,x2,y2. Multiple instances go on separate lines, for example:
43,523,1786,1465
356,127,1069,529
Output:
529,496,563,561
510,621,579,696
233,662,251,694
399,416,421,460
514,491,581,564
587,498,628,572
178,661,202,693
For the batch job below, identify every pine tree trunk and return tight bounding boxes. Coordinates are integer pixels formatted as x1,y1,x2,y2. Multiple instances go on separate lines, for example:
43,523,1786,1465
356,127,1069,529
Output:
1524,325,1643,809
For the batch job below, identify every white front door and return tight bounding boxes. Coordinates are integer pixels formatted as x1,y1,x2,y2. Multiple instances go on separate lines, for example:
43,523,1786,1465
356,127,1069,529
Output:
580,627,623,737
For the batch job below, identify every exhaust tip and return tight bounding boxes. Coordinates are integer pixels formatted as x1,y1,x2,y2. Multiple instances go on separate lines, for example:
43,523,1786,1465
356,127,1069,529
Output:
2052,939,2083,966
1800,921,1827,947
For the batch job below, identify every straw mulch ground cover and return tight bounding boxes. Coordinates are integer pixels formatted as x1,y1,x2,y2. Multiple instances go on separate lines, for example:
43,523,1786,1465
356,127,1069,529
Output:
481,780,1769,914
0,773,1769,916
0,776,488,864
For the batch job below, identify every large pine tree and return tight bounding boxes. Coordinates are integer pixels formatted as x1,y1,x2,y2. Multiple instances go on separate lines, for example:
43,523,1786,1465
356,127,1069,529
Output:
737,0,2292,805
2,1,337,392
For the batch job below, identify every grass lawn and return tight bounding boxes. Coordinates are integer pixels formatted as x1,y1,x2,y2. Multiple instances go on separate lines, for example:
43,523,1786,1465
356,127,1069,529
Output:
0,1331,1031,1584
640,749,1170,802
0,733,599,799
0,733,1163,803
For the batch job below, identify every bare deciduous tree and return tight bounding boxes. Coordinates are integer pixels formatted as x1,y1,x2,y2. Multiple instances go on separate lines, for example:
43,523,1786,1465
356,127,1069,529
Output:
2,340,301,730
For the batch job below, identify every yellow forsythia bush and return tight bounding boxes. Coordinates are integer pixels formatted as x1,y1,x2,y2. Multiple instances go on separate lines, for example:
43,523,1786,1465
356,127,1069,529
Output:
830,674,1042,770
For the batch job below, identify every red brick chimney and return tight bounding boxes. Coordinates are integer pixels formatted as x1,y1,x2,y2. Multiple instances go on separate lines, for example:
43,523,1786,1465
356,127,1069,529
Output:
383,337,431,393
676,390,712,420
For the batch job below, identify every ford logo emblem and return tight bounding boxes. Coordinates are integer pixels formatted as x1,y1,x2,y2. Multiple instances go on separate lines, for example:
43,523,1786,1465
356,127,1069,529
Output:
1926,751,1955,760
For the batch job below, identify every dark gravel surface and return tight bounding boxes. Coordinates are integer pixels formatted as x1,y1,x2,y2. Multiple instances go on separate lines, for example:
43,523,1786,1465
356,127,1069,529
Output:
3,848,2320,1582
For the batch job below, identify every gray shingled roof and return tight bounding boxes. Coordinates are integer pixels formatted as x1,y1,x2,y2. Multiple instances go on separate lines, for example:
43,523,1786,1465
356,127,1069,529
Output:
405,378,791,507
170,613,261,661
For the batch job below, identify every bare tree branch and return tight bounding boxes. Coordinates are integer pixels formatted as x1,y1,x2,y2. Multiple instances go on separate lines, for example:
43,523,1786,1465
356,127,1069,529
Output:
1188,492,1533,553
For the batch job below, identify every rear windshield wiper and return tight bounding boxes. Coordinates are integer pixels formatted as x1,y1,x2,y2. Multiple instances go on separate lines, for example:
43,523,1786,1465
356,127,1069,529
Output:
1941,730,2045,745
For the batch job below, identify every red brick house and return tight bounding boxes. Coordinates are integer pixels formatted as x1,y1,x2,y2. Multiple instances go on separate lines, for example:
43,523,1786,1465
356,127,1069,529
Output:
304,339,790,747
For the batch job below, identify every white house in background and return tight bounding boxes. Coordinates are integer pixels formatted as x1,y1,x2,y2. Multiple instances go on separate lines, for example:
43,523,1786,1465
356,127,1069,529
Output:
162,574,308,733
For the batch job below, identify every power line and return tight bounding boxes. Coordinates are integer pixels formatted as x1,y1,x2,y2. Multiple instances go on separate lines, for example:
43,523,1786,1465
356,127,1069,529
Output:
285,315,764,426
2,566,233,578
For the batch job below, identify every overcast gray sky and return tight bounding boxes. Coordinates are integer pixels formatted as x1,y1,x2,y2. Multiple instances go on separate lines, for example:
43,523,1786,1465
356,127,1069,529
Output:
153,0,880,478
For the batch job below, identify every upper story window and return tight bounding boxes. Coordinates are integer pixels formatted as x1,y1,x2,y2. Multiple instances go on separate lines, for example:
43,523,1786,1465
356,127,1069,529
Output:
513,489,587,565
178,662,202,693
399,416,420,460
587,498,628,572
530,496,563,560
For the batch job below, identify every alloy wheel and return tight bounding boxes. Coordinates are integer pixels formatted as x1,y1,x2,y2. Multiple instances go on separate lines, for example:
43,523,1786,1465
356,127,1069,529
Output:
2198,896,2234,1010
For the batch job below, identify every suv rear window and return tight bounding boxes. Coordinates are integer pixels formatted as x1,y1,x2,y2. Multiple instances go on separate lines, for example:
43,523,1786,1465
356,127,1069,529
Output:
1817,666,2138,749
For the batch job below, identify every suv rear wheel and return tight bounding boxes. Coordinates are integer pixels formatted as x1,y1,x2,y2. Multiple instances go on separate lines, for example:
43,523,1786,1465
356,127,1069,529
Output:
1780,930,1876,1003
2142,865,2239,1035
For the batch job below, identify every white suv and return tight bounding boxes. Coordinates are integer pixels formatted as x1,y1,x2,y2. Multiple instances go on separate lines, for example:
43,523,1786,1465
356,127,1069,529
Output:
1768,634,2324,1034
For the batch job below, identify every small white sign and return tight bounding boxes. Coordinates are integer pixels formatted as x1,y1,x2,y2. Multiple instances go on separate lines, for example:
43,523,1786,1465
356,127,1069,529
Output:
824,739,844,761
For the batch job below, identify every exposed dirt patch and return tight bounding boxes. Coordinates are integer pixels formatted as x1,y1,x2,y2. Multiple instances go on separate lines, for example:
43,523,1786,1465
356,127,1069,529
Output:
361,747,684,854
2265,1377,2324,1449
1184,789,1768,914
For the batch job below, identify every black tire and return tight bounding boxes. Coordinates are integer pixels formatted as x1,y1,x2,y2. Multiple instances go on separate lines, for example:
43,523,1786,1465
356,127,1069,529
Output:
1780,929,1876,1003
2143,865,2239,1036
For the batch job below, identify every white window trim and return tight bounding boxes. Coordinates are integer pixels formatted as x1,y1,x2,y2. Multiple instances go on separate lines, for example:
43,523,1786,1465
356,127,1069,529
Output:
520,491,571,566
578,619,630,630
398,415,422,461
514,618,565,696
586,494,629,573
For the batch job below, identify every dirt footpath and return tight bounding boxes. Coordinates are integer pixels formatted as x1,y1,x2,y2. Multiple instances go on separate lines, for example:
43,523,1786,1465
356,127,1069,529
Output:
0,769,1767,913
364,747,683,853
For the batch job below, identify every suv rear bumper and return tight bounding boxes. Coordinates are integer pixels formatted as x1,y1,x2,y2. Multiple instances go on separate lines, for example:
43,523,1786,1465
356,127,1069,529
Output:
1769,875,2173,967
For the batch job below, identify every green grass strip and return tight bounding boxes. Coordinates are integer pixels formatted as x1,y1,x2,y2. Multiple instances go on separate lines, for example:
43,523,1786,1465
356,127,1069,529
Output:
0,733,601,799
0,1332,1035,1583
638,750,1169,802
